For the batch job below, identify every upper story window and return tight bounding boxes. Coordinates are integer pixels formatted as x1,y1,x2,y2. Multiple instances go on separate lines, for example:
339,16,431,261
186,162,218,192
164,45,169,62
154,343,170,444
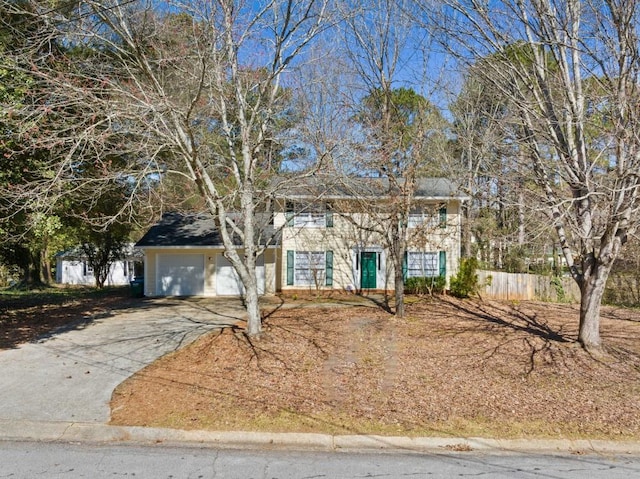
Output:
408,205,447,229
294,212,327,228
286,201,333,228
407,212,428,228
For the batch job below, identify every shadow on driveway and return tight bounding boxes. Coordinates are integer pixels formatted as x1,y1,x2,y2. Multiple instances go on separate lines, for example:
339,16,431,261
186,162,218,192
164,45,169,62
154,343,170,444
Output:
0,297,246,424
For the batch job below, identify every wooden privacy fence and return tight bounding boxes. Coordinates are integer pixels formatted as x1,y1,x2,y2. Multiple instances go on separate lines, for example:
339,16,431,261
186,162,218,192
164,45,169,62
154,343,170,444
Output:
477,270,580,302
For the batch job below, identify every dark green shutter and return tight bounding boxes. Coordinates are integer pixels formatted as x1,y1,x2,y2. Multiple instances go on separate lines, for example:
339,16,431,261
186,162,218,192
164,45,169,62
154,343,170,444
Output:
286,250,294,285
325,251,333,286
439,206,447,228
402,251,408,281
439,251,447,277
326,211,333,228
286,201,295,227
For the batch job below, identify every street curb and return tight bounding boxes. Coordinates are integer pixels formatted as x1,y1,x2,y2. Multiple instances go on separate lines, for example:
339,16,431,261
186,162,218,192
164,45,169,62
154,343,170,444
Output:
1,419,640,455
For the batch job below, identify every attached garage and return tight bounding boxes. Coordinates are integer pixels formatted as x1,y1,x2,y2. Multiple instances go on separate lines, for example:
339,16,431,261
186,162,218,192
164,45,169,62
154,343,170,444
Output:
136,213,278,297
157,253,205,296
216,254,265,296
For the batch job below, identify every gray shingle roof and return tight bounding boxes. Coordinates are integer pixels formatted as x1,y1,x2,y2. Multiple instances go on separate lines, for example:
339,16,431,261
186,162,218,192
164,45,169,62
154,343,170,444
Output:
56,243,143,259
135,213,229,247
135,212,279,248
413,178,464,198
275,176,467,200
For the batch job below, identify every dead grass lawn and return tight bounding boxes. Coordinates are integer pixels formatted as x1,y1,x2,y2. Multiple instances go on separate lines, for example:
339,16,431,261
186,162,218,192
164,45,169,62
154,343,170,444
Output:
110,296,640,440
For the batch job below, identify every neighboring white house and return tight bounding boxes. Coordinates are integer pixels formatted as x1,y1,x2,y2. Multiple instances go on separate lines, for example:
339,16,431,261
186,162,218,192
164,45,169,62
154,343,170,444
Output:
55,245,143,286
135,177,467,297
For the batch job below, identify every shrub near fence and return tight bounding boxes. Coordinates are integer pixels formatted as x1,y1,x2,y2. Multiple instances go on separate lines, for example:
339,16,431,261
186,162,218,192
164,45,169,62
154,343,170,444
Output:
477,270,580,302
604,273,640,306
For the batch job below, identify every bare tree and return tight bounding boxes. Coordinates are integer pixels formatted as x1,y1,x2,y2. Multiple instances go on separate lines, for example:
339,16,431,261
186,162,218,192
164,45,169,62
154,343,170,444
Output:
416,0,640,350
340,0,449,317
449,67,555,272
3,1,332,335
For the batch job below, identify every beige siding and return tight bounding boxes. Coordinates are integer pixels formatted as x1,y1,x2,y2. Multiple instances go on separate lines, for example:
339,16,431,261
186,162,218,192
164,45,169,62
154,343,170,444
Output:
276,199,463,292
263,249,278,294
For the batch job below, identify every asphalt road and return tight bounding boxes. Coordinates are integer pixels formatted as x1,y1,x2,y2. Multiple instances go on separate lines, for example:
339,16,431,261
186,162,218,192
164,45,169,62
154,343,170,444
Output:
2,440,639,479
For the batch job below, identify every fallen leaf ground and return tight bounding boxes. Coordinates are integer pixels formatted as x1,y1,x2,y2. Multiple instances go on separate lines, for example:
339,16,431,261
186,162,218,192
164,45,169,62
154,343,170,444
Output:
0,287,136,350
109,295,640,440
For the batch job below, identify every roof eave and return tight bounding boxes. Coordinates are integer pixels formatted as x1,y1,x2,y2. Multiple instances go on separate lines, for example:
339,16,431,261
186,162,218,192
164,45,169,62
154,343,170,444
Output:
278,194,470,201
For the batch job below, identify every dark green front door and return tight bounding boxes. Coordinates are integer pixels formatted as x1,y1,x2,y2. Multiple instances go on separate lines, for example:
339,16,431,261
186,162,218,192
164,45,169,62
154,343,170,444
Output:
361,252,377,289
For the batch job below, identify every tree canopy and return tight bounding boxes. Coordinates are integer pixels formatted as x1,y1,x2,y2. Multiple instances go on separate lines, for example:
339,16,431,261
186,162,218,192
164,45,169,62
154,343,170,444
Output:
2,0,639,351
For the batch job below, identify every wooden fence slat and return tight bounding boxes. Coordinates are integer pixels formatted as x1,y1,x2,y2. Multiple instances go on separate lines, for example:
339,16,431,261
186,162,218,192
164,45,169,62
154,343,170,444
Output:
477,270,580,302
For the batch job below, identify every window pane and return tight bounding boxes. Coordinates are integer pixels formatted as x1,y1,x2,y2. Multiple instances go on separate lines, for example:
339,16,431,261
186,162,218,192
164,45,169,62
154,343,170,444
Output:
296,252,310,268
294,251,325,285
407,252,439,277
407,252,422,277
423,252,438,276
408,214,422,228
310,251,324,267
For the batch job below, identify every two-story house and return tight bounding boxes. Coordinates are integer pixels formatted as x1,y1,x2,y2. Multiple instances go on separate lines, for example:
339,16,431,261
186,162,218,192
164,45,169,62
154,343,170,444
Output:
276,177,465,293
135,178,466,297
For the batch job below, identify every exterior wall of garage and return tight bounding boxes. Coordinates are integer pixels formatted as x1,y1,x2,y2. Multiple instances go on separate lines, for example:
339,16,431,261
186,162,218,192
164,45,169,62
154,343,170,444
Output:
141,247,279,297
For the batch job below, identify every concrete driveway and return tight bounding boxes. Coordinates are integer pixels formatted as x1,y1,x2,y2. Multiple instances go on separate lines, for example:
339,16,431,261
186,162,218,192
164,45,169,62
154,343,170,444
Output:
0,298,247,424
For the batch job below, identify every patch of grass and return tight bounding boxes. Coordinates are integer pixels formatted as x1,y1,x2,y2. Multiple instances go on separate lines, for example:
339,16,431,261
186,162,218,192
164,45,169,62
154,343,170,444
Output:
150,409,633,440
156,410,418,437
0,285,127,303
427,417,640,441
179,412,640,440
402,295,424,305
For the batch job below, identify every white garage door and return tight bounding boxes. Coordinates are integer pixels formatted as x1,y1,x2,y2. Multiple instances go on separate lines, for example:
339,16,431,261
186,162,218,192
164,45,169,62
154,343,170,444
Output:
216,255,265,296
157,254,205,296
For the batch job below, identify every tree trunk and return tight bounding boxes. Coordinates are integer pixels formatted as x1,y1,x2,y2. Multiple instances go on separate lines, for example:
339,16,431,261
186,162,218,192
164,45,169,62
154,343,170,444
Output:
517,190,525,246
578,263,611,350
392,229,406,318
394,262,405,318
41,241,52,284
41,257,52,284
244,277,262,336
27,251,44,286
95,272,106,289
461,201,472,258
